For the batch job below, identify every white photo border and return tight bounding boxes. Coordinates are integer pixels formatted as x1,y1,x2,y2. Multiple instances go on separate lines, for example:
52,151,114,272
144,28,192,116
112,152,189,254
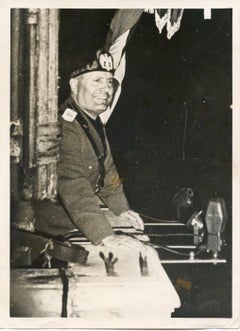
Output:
0,0,239,329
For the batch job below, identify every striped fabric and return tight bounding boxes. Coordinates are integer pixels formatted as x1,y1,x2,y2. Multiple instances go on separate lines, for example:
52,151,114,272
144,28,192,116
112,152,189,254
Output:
64,226,150,246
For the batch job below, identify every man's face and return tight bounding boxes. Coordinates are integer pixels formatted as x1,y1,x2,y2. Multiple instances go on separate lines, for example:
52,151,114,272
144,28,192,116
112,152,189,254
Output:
70,71,115,118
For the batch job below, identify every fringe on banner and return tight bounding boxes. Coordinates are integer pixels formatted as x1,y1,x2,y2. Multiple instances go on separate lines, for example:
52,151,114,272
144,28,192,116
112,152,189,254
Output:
154,9,184,39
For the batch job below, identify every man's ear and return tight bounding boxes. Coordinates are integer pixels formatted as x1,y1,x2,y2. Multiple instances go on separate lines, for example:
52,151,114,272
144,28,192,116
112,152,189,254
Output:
69,78,78,94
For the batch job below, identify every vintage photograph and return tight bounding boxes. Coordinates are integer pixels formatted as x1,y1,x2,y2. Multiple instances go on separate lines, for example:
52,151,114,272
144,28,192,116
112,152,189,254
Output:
1,0,239,329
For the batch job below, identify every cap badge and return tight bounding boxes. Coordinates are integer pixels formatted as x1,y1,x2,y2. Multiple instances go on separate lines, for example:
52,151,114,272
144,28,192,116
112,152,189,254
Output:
99,52,114,71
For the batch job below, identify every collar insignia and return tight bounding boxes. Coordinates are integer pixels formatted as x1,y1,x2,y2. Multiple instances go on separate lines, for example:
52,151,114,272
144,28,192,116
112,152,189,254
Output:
62,108,78,122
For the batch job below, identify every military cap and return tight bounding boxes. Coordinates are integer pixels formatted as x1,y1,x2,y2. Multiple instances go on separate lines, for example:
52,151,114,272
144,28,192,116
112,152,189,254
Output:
70,49,114,78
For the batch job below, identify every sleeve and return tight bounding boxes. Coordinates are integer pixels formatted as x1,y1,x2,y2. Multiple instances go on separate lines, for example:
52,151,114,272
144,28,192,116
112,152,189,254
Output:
57,121,114,245
97,137,130,215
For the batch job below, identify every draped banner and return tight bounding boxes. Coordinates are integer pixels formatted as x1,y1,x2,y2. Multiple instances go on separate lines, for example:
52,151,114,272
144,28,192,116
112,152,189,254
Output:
100,9,184,123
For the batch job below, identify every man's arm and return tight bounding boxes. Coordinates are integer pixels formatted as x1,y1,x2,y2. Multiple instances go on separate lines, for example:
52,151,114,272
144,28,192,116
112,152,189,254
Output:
97,136,130,215
98,133,144,230
57,121,114,245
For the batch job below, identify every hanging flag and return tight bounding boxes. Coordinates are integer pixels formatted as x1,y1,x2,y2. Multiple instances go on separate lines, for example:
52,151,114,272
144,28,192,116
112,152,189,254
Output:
100,10,143,123
100,9,184,124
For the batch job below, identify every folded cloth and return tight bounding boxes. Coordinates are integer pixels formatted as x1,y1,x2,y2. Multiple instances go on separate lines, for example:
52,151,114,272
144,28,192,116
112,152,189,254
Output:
67,241,181,320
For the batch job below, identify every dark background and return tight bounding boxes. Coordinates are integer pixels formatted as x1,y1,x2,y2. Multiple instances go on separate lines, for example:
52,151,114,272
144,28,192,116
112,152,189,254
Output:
59,9,232,317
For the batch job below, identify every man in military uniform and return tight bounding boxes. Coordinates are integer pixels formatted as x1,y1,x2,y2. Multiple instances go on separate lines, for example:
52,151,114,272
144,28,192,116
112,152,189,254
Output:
34,50,144,250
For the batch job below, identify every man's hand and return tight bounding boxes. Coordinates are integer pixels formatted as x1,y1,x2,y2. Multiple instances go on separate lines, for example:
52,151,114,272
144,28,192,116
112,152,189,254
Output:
120,210,144,231
101,234,146,252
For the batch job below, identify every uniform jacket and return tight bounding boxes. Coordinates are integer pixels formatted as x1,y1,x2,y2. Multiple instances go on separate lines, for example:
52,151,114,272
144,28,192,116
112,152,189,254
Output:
35,97,129,244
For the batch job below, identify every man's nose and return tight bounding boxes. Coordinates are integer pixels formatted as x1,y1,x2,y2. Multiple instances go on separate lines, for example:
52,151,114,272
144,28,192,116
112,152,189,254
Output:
99,80,112,92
